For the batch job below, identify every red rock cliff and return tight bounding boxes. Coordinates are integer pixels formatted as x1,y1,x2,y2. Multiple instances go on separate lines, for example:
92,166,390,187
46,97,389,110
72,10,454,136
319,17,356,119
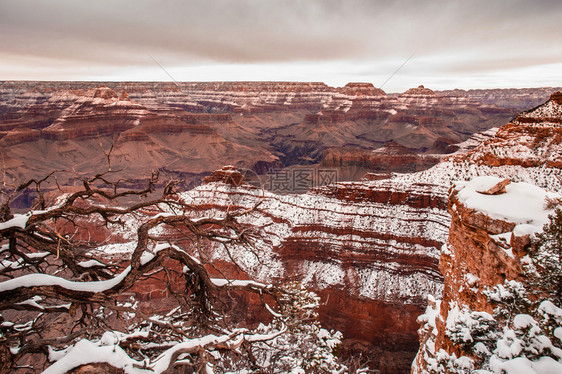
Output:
413,176,561,373
171,166,449,373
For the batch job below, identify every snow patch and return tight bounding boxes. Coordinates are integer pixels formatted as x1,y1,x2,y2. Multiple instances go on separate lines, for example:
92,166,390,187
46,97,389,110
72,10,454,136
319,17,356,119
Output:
0,267,131,293
455,176,559,236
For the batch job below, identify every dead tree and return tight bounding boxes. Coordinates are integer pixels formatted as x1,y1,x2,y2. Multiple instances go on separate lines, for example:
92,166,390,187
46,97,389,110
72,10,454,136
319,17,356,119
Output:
0,171,345,373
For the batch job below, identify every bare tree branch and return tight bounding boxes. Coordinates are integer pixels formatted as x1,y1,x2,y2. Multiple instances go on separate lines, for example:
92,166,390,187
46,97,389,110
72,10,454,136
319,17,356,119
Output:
0,170,345,373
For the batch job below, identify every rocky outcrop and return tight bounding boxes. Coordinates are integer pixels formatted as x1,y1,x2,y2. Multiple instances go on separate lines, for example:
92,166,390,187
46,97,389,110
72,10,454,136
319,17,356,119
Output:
41,87,147,140
39,86,221,141
202,165,246,186
451,92,562,168
321,142,442,174
439,87,562,109
412,177,561,373
0,127,41,145
550,90,562,104
92,86,119,100
118,90,130,102
402,85,436,96
338,82,386,96
410,94,562,373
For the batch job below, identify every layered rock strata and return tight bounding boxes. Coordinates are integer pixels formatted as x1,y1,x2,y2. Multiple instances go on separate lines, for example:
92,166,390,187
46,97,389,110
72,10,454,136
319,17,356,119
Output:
0,85,280,190
185,94,561,372
0,81,530,208
83,93,561,373
412,177,561,373
175,167,448,373
410,94,562,372
321,142,442,173
440,87,562,109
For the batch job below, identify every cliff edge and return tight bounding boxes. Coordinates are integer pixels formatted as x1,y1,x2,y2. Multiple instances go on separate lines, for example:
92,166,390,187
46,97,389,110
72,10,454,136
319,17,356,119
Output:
413,176,562,373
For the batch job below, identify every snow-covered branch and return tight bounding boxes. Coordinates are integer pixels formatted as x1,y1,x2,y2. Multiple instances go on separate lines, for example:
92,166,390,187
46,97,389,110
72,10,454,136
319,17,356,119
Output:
0,172,345,373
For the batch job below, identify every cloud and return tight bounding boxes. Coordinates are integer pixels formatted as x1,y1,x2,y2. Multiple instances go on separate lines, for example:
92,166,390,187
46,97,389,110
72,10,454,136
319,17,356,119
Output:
0,0,561,90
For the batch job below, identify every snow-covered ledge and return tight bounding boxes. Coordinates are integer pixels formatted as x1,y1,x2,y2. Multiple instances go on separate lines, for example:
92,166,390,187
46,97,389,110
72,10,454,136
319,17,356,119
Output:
413,176,562,374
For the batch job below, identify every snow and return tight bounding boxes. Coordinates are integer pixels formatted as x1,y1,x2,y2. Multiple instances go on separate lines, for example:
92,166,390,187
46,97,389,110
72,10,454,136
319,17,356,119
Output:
413,295,442,373
0,266,131,292
16,295,44,309
27,251,51,259
1,252,50,271
465,273,480,286
517,99,562,119
100,331,119,346
150,212,174,219
435,292,562,374
77,259,105,268
138,242,201,269
139,252,155,265
189,216,212,223
0,212,31,230
0,258,24,271
513,314,536,329
44,339,150,374
44,328,292,374
93,241,137,255
244,328,287,343
538,300,562,323
210,278,269,289
475,342,491,356
554,328,562,342
300,260,345,289
490,232,511,245
445,302,495,345
489,356,562,374
455,176,559,236
150,334,233,373
265,303,282,318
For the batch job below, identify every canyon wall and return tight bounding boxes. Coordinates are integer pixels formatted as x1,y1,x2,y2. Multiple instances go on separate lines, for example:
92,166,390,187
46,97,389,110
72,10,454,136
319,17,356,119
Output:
2,82,561,372
175,166,449,373
412,177,562,373
0,81,536,194
412,93,562,373
440,87,562,109
174,93,561,372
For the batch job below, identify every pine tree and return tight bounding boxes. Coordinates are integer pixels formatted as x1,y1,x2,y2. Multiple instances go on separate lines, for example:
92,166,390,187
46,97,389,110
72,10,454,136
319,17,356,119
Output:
528,208,562,305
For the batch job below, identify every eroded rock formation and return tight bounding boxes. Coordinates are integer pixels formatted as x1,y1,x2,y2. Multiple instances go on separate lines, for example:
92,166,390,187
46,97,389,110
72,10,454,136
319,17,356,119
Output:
412,176,561,373
173,167,447,373
2,82,562,372
0,81,533,193
411,94,562,373
321,142,441,173
453,91,562,168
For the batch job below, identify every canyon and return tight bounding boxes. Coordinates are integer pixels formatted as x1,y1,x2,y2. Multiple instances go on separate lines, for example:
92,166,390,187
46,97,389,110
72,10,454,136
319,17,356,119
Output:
168,92,561,372
2,81,558,195
1,81,561,373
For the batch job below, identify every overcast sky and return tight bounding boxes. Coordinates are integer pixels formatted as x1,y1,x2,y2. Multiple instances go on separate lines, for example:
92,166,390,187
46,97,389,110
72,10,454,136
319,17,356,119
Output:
1,0,561,92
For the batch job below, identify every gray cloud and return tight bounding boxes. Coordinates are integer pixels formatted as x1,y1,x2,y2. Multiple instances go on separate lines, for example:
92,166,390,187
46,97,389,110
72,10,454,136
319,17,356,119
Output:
1,0,561,89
